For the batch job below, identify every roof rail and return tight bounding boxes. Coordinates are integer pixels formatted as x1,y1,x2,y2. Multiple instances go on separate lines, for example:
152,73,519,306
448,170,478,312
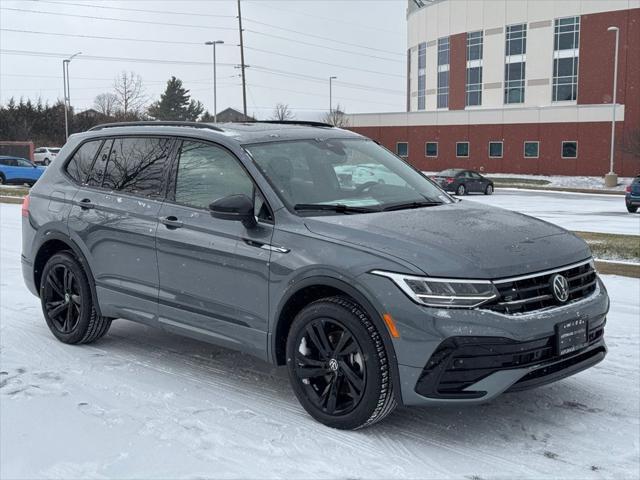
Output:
252,120,334,128
88,121,224,132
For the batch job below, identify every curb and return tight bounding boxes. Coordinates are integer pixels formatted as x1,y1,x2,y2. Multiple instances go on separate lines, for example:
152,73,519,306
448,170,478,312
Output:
595,259,640,278
494,185,625,196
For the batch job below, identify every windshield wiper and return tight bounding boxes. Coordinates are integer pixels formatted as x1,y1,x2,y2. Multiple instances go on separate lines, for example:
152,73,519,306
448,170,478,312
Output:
294,203,380,214
382,200,443,212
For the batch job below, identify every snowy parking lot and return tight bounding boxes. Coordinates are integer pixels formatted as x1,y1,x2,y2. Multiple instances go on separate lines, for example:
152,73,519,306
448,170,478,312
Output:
467,188,640,236
1,200,639,479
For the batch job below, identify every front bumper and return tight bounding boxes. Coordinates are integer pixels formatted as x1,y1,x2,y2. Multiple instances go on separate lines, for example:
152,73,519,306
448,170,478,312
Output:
359,273,610,406
626,195,640,206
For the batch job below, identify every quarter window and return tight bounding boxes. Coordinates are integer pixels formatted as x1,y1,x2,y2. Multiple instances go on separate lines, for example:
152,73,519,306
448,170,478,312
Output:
65,140,101,184
101,137,173,196
488,142,503,158
396,142,409,158
524,141,539,158
562,141,578,158
456,142,470,158
86,140,113,187
174,141,254,209
425,142,438,157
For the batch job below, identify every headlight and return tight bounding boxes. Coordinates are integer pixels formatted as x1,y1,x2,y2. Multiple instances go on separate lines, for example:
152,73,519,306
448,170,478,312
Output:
372,270,499,308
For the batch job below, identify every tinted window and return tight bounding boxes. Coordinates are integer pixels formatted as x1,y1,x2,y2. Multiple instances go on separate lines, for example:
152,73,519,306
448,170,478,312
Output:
456,142,469,157
87,140,113,187
425,142,438,157
396,142,408,157
174,141,253,209
562,141,577,158
489,142,503,158
524,141,539,158
66,140,101,184
437,169,461,177
102,137,173,196
17,158,33,167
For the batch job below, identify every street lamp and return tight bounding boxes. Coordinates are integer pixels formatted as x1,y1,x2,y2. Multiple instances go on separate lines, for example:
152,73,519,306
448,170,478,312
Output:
605,26,619,188
329,76,337,114
205,40,224,123
63,51,81,141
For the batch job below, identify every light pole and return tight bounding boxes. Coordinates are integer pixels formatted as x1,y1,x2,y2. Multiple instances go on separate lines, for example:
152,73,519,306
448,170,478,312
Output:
63,51,81,141
205,41,224,123
329,76,337,115
605,26,619,188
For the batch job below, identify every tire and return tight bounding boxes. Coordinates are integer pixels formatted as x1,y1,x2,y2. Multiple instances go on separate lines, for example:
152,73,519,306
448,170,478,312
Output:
286,296,396,430
456,184,466,196
627,203,638,213
40,252,111,344
44,158,51,166
0,174,5,185
484,184,494,195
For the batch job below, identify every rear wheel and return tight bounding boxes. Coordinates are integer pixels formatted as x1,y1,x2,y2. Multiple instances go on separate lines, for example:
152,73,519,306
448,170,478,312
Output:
627,203,638,213
456,184,466,196
0,174,5,185
286,296,396,430
44,158,51,166
485,184,494,195
40,252,111,344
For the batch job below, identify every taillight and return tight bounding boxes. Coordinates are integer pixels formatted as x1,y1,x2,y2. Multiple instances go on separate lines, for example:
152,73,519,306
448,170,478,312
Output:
446,177,455,183
626,185,632,192
21,195,30,218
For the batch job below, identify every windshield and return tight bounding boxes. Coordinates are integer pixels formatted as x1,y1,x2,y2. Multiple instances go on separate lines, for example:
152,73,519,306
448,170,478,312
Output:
245,138,452,214
436,169,462,177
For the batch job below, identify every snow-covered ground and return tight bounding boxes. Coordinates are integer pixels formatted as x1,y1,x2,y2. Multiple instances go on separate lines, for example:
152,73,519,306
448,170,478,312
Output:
466,189,640,236
1,207,639,479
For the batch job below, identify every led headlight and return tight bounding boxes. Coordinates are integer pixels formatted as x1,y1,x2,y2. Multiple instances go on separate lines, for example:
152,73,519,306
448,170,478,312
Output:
372,271,499,308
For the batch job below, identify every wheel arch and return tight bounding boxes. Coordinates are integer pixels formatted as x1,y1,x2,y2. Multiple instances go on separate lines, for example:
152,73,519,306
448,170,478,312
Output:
33,233,102,316
270,275,403,405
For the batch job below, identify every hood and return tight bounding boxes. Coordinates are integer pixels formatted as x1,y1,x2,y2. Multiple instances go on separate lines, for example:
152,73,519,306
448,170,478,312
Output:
304,201,590,279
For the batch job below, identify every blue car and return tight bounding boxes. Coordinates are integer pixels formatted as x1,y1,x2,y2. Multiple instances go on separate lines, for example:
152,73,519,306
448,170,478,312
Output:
0,156,45,186
625,175,640,213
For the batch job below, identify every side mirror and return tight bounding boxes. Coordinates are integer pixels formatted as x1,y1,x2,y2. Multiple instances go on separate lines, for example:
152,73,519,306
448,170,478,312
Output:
209,194,257,229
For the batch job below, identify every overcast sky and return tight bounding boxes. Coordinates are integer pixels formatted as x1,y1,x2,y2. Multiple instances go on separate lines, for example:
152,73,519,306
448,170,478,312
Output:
0,0,407,120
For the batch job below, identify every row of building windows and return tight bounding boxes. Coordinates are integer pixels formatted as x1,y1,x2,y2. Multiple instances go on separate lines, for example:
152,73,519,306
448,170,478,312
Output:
413,16,580,110
395,140,579,159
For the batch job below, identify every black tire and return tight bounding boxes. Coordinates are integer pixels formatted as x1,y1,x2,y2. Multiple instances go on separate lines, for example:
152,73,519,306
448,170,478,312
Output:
456,184,466,196
286,296,396,430
485,184,494,195
40,252,111,344
44,158,51,166
627,203,638,213
0,174,5,185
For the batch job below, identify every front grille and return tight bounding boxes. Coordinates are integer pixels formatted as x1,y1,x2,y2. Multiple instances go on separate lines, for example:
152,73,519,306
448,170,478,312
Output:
483,261,597,315
414,318,605,399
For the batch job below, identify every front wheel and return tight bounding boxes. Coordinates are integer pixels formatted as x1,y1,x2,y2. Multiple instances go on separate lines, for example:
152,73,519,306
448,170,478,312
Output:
485,184,494,195
456,184,466,196
627,203,638,213
40,252,112,344
286,296,396,430
0,174,5,185
44,158,51,166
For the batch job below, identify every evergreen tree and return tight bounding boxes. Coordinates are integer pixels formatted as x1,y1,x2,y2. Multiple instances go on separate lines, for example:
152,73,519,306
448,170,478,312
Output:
148,77,204,121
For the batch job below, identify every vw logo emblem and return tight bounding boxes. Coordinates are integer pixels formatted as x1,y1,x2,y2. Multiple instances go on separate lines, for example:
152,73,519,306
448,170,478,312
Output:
551,274,570,303
328,358,339,372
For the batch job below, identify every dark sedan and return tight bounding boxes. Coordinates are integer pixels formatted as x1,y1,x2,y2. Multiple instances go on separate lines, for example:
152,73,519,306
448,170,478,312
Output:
433,169,494,195
625,175,640,213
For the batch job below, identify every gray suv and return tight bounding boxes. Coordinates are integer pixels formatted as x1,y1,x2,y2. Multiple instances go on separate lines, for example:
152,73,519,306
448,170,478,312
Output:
21,121,609,430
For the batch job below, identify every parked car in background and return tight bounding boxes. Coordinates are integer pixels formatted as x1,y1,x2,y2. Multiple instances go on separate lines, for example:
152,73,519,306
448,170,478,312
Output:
625,176,640,213
433,169,494,195
334,163,409,188
34,147,61,165
0,156,45,185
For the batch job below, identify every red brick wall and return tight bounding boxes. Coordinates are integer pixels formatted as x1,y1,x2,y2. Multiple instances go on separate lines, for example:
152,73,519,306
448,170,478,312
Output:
448,33,467,110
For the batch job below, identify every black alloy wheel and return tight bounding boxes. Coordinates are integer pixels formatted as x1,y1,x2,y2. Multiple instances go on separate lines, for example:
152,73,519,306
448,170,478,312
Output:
293,318,366,416
456,184,466,195
485,184,494,195
43,264,82,334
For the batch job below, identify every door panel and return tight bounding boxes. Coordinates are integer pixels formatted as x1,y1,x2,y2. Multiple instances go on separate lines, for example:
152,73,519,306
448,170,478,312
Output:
156,140,273,359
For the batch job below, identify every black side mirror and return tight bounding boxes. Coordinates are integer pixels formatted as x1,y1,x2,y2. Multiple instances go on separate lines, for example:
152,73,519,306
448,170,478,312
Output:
209,194,257,229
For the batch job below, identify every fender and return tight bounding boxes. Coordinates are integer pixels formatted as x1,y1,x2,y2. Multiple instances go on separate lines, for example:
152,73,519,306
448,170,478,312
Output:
32,230,103,317
270,274,404,406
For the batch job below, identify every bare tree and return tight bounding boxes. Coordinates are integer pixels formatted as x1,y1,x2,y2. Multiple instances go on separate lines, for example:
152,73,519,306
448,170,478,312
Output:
271,103,295,121
93,93,118,117
322,104,349,127
113,71,146,118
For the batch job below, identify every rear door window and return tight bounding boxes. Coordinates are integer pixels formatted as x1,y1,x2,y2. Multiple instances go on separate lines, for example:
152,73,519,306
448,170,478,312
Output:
66,140,102,184
101,137,173,197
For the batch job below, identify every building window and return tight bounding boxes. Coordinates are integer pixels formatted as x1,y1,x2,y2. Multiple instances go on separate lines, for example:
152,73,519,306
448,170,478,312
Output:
425,142,438,157
396,142,409,158
456,142,469,158
437,37,450,109
466,31,483,107
562,141,578,158
417,42,426,110
407,48,411,112
524,141,539,158
553,17,580,102
505,24,527,104
489,141,503,158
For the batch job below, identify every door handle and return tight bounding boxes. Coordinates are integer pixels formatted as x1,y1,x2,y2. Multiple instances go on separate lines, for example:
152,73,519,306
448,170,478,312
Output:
78,198,95,210
160,216,183,229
